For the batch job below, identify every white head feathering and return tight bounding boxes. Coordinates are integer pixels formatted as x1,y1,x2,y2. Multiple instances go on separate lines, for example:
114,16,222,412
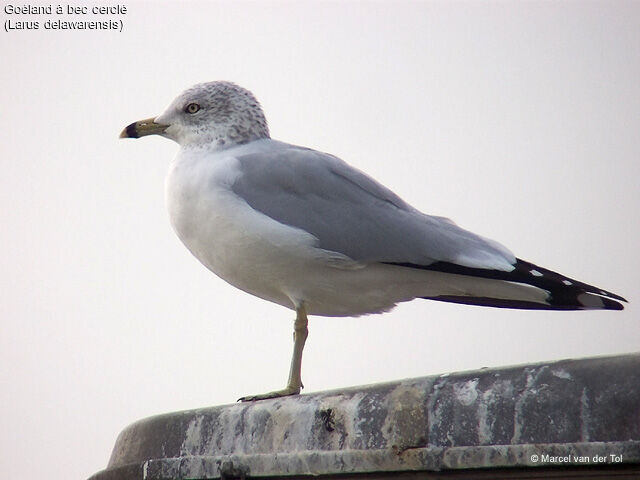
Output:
155,81,270,149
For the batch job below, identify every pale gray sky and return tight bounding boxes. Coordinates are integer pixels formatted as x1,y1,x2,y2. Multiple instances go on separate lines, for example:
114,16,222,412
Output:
1,2,638,479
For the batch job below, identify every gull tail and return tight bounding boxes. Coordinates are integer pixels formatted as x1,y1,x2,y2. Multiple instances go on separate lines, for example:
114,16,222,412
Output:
387,259,627,311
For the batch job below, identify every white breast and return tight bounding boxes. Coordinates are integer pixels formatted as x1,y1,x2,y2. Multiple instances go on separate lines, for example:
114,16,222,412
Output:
164,146,320,310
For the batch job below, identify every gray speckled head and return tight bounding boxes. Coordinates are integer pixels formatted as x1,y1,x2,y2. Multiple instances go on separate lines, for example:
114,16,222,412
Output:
154,81,270,149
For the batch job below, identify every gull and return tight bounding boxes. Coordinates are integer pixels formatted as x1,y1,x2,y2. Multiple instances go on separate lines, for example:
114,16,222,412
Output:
120,81,626,401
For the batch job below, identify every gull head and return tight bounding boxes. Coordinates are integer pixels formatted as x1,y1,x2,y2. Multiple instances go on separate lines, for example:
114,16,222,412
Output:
120,81,270,149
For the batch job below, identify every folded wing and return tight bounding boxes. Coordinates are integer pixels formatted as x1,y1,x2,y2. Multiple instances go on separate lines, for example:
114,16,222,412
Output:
232,143,515,271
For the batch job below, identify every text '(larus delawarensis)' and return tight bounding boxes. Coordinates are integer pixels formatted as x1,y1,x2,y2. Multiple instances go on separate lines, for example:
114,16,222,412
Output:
120,81,626,401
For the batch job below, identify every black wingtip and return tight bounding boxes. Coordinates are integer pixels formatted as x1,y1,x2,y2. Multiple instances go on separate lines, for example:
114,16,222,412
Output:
423,293,625,311
388,259,627,312
593,295,625,311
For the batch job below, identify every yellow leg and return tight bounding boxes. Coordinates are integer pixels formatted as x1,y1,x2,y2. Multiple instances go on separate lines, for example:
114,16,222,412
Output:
238,306,308,402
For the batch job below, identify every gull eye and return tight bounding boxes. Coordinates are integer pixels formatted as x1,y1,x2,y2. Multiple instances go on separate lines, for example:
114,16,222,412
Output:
185,103,201,114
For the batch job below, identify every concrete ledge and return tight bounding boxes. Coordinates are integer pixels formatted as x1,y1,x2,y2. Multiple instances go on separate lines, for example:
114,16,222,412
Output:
89,353,640,479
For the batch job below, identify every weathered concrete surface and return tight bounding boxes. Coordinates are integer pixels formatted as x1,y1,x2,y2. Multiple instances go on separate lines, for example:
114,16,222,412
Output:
89,353,640,479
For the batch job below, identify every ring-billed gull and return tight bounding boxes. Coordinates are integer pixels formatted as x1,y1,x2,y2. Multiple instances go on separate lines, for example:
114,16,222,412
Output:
120,81,626,401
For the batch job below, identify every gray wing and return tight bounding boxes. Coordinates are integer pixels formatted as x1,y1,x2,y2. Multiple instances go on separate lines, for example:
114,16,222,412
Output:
232,143,516,270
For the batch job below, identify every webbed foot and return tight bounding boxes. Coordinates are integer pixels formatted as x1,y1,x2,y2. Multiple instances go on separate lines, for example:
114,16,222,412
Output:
238,385,301,402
